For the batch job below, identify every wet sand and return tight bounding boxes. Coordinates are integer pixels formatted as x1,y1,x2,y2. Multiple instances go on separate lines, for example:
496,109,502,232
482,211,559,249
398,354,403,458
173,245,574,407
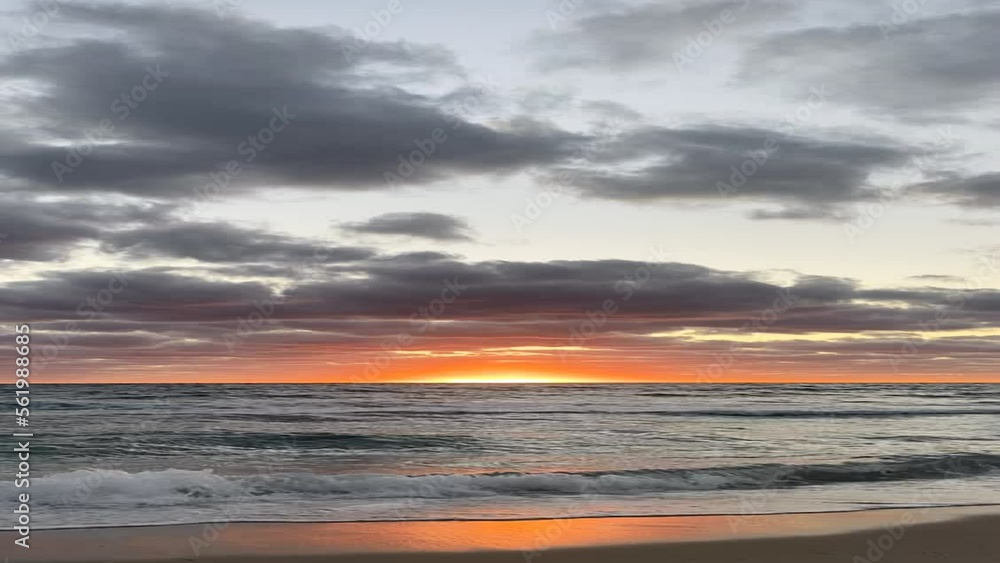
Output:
4,506,998,563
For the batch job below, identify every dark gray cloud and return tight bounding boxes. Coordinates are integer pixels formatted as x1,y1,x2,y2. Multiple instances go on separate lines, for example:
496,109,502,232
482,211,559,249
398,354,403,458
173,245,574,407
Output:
0,269,276,323
0,195,175,262
3,255,998,379
530,0,793,72
342,212,474,241
0,208,97,262
0,193,370,264
739,10,1000,116
554,125,915,217
908,172,1000,208
101,223,374,264
3,256,997,331
0,4,588,198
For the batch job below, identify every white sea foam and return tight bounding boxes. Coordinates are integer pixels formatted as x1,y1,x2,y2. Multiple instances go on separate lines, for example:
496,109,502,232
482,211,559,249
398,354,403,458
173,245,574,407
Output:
10,453,1000,510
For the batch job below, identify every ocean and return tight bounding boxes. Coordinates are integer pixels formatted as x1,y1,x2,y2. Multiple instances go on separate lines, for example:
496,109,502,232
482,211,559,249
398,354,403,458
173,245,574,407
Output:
4,384,1000,529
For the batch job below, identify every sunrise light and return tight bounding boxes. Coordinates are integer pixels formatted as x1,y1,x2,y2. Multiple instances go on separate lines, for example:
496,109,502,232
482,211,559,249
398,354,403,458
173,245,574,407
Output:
420,372,593,384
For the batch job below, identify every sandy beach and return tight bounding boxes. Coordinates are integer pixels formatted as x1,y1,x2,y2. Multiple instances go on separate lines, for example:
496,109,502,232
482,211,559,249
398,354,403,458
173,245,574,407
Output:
4,506,998,563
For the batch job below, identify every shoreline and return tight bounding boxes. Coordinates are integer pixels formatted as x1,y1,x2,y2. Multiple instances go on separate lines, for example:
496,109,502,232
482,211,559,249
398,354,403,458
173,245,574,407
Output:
4,505,998,562
10,501,1000,532
25,381,1000,385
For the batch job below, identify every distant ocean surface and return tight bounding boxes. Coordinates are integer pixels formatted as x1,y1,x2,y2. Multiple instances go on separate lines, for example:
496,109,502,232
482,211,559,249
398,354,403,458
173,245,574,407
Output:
3,384,1000,529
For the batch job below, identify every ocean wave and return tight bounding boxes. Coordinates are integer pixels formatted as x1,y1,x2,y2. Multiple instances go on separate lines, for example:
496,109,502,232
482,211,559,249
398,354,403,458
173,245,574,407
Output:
37,407,1000,421
346,407,1000,418
665,408,1000,418
14,453,1000,508
35,432,476,457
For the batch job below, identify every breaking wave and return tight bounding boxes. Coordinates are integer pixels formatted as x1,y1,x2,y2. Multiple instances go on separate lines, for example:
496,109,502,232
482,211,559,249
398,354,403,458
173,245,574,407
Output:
16,453,1000,509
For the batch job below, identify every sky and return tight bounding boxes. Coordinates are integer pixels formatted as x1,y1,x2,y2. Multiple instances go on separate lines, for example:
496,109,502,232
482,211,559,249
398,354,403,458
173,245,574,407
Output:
0,0,998,383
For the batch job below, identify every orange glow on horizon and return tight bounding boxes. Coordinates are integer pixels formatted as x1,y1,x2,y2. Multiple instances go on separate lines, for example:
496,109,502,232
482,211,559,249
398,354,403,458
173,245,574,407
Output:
23,366,1000,384
413,372,600,384
14,328,1000,384
15,346,1000,384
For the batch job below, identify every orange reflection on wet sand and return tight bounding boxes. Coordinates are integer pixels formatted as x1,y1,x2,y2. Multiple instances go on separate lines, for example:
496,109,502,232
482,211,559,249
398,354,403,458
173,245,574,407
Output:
13,507,1000,562
161,508,993,555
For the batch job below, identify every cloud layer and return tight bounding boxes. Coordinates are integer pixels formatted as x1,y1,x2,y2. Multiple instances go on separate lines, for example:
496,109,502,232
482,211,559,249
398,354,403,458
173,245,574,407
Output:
1,1,999,382
0,4,587,199
343,213,475,241
3,250,998,381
